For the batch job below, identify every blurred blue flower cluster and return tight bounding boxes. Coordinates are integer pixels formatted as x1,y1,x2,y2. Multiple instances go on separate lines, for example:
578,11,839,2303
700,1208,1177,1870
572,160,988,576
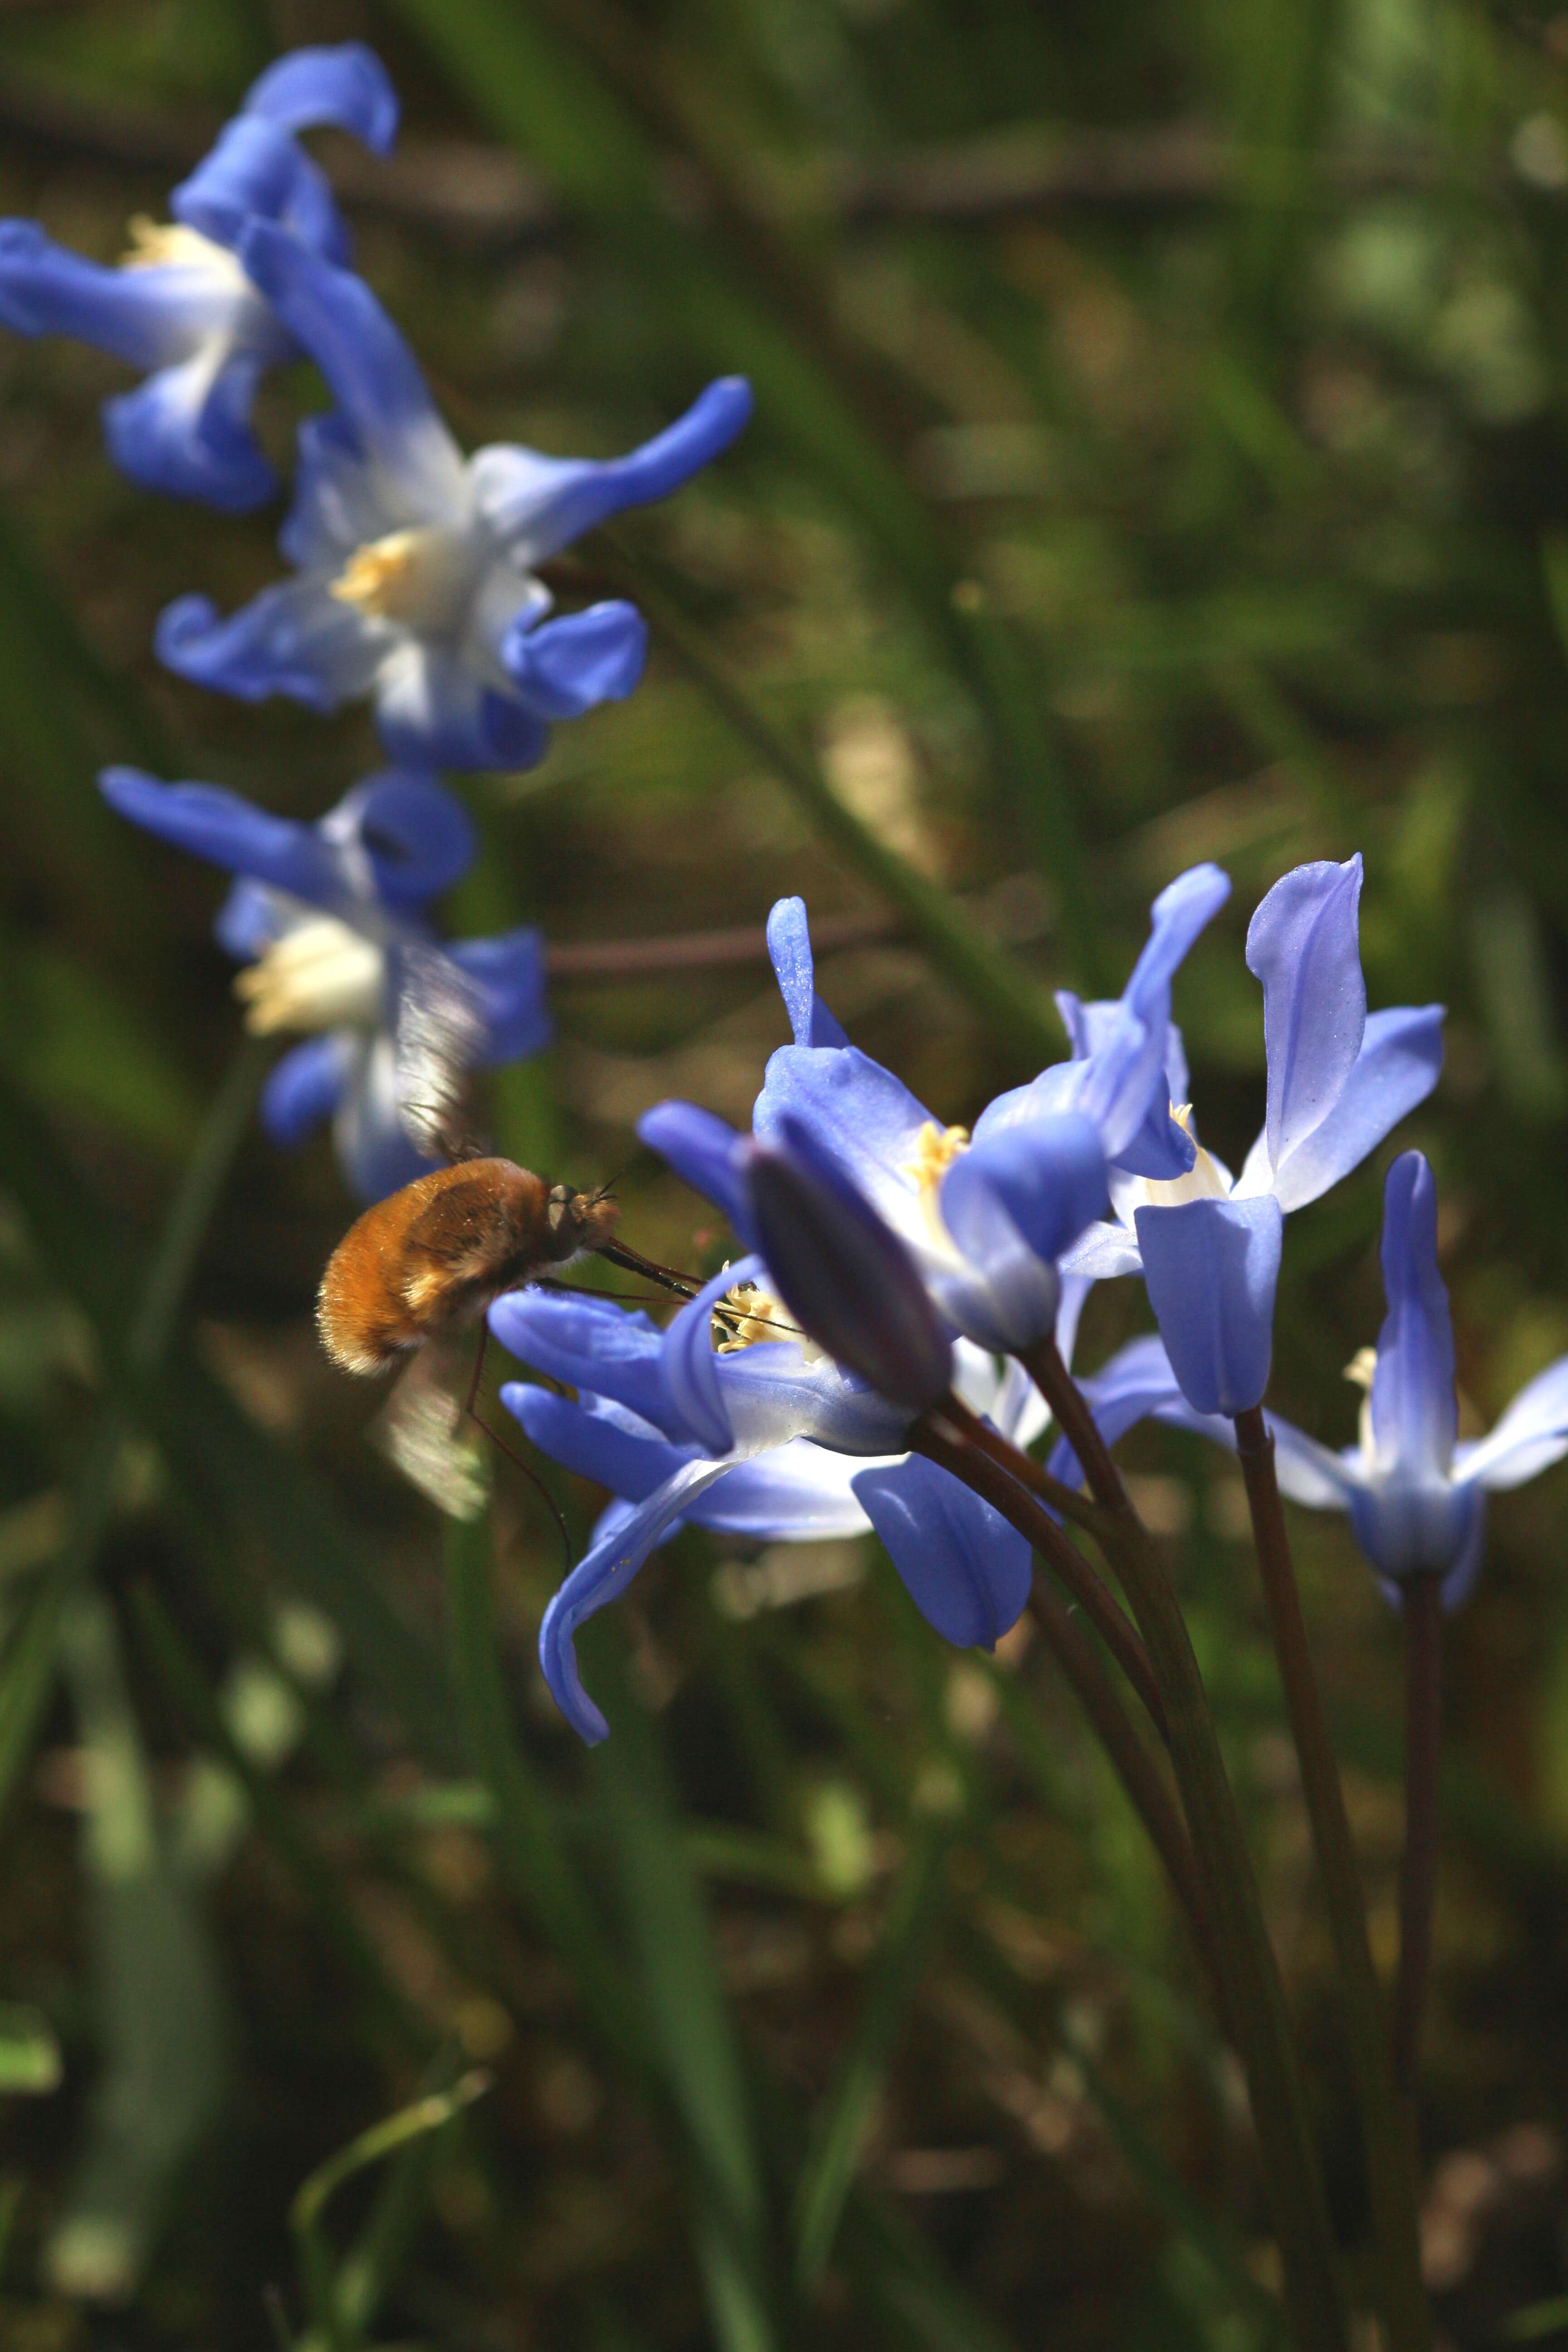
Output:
1,43,753,1198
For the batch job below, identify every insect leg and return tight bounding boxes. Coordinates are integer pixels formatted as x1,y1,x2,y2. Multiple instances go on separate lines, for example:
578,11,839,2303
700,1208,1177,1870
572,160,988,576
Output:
463,1323,572,1573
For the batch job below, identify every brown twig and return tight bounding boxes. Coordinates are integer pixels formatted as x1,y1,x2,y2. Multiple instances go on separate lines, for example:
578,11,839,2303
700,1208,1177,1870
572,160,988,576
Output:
544,909,892,981
1395,1573,1444,2099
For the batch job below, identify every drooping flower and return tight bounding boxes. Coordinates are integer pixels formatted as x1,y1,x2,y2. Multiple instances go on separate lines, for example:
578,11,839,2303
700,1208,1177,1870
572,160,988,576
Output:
1054,1152,1568,1611
152,212,752,769
1061,855,1444,1416
101,764,549,1201
0,45,398,511
492,1269,1055,1744
641,870,1227,1356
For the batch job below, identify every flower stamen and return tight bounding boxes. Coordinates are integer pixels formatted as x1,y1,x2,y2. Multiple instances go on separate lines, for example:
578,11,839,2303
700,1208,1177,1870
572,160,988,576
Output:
714,1282,821,1359
233,916,384,1035
330,527,473,631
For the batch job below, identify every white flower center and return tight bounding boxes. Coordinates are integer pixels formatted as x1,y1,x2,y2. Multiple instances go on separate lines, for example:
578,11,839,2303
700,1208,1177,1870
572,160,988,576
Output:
233,916,384,1036
329,526,477,633
1136,1105,1232,1209
120,216,249,290
714,1282,822,1361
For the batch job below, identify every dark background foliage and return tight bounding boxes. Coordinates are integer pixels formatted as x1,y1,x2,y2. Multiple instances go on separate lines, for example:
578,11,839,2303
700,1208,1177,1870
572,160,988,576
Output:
0,0,1567,2344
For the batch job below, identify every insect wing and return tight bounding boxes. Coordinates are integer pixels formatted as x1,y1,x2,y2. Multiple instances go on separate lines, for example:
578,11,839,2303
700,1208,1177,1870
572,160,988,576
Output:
370,1335,490,1521
393,941,490,1164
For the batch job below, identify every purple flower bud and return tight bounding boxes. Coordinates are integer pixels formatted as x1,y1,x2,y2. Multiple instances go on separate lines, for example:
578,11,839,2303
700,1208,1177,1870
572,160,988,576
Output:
746,1117,952,1414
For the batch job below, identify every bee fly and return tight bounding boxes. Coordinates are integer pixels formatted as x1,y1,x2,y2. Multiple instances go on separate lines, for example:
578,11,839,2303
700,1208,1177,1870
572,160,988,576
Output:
313,942,697,1525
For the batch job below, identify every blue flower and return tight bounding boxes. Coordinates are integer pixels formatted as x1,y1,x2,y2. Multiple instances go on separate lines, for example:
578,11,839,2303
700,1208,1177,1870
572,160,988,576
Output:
152,214,752,769
1061,855,1445,1416
642,872,1227,1356
0,45,398,510
100,764,550,1200
1054,1152,1568,1610
492,1270,1054,1744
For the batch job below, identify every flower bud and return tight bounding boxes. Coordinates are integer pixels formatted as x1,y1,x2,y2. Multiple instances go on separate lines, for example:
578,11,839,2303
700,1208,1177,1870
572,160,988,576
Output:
746,1117,952,1414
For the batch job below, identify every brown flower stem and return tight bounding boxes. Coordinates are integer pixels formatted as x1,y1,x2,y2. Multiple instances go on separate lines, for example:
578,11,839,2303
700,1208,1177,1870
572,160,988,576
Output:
1009,1341,1348,2352
914,1407,1165,1738
1395,1573,1443,2100
929,1387,1103,1533
911,1416,1225,2021
1234,1407,1430,2352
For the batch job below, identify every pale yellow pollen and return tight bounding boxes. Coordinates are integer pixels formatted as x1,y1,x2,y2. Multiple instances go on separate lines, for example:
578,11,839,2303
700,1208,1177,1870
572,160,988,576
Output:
233,916,383,1036
1343,1347,1378,1392
714,1283,822,1361
330,531,422,619
120,216,233,274
903,1121,969,1193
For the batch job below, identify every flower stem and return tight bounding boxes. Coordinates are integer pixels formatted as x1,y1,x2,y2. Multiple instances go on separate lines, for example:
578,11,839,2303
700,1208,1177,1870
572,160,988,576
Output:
1233,1407,1430,2352
912,1416,1224,2019
1021,1340,1349,2352
1395,1572,1443,2099
913,1412,1164,1734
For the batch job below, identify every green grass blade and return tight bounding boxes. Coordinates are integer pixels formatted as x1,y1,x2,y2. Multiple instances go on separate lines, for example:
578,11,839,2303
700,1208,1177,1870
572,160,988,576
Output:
587,1625,780,2352
43,1591,227,2305
793,1817,949,2288
443,1509,637,2067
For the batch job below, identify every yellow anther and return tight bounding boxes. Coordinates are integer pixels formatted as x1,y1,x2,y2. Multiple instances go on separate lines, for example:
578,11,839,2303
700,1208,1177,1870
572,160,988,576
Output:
331,531,421,618
714,1284,820,1359
903,1121,969,1195
120,216,232,273
1343,1347,1378,1392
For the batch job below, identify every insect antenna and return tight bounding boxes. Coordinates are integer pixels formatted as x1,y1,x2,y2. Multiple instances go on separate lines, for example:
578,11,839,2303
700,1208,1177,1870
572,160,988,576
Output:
463,1326,572,1573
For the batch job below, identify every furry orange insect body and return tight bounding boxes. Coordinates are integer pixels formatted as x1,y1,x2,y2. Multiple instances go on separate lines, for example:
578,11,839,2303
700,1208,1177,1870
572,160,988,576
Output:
317,1158,622,1377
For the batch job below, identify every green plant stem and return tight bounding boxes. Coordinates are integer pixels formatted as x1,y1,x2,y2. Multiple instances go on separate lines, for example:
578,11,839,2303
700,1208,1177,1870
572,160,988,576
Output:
1395,1573,1443,2098
913,1405,1163,1733
912,1416,1223,2024
1021,1339,1348,2352
1233,1407,1430,2352
598,532,1063,1071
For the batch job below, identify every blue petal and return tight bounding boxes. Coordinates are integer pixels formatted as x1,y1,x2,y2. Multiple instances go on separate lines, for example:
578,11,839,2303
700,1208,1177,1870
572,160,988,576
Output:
750,1119,951,1412
1455,1355,1568,1491
502,601,647,720
539,1456,736,1742
488,1291,675,1433
925,1179,1062,1354
156,581,384,710
502,1382,695,1500
637,1101,757,1244
237,220,461,504
99,767,341,900
240,43,398,148
1245,855,1366,1176
213,877,278,960
103,352,276,512
1368,1152,1456,1486
260,1033,349,1145
471,377,754,558
766,896,848,1049
1255,1004,1446,1213
660,1260,758,1454
752,1043,936,1232
1090,862,1230,1157
173,119,334,253
374,642,551,774
448,928,551,1064
0,222,212,365
852,1453,1030,1647
940,1110,1107,1267
337,770,475,906
1134,1195,1283,1417
1346,1475,1481,1588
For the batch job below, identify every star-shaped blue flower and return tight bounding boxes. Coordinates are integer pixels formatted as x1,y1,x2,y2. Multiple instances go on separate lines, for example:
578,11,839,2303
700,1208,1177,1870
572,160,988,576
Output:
0,44,398,510
152,209,751,769
101,763,549,1201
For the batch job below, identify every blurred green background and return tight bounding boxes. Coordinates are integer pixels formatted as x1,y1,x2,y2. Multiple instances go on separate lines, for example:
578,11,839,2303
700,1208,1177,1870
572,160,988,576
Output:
0,0,1568,2343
